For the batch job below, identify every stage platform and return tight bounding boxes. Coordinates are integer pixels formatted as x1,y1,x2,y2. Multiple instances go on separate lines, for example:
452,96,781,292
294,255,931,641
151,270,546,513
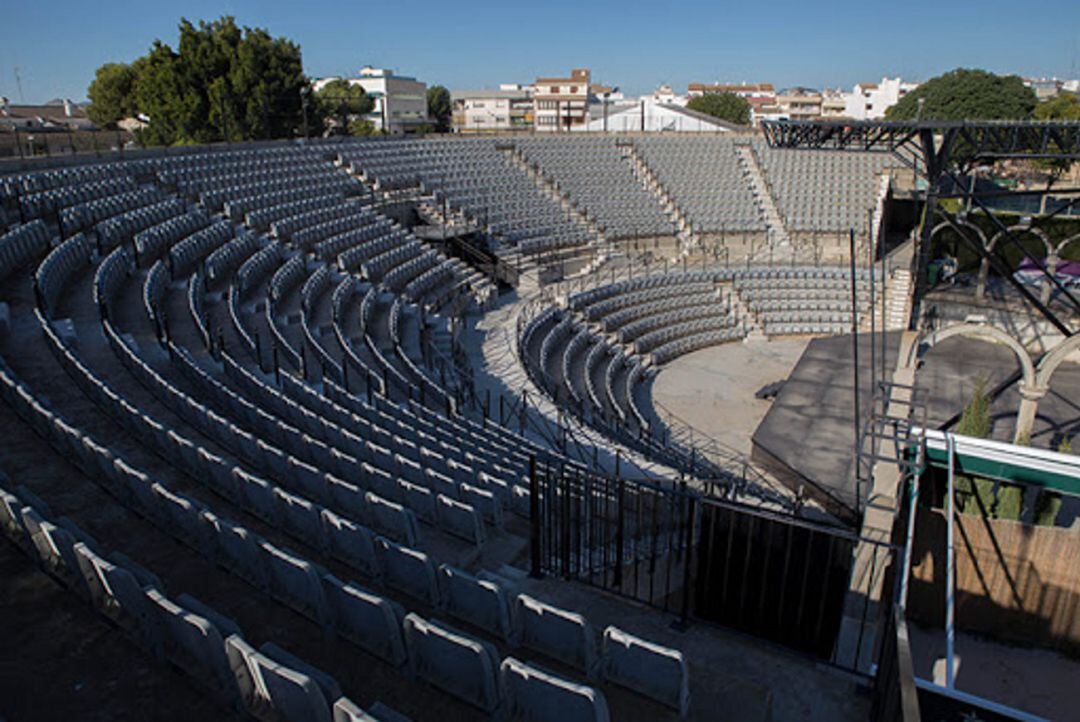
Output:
751,332,902,522
752,331,1080,524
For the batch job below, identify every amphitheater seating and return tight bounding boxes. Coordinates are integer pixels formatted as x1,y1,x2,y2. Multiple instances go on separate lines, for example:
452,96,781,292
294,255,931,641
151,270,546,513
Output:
500,657,610,722
226,634,334,722
436,564,515,641
516,137,675,239
0,476,383,720
0,220,51,280
751,140,892,233
515,594,598,675
634,136,764,233
402,613,501,712
0,136,896,721
601,626,689,717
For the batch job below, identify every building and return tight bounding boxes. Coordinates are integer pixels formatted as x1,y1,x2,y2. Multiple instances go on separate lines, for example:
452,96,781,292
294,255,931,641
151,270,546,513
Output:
820,90,847,119
574,100,740,133
0,98,95,131
840,77,919,119
532,68,591,132
314,67,429,134
450,86,533,133
776,87,823,120
648,84,683,106
688,82,775,101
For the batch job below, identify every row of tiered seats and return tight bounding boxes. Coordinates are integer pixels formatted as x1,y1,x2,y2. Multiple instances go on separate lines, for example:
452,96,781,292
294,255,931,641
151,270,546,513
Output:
634,137,764,233
751,140,891,233
12,176,692,720
337,138,593,259
733,266,877,335
515,137,675,239
0,473,401,721
5,205,651,722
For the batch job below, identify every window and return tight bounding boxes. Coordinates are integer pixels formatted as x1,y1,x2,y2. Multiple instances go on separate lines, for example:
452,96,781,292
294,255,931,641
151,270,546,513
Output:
570,86,578,93
550,86,560,94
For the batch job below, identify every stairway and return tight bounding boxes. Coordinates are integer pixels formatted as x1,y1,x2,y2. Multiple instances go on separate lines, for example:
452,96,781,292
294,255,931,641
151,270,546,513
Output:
620,143,700,253
885,268,912,330
503,146,604,242
734,143,790,251
725,283,764,338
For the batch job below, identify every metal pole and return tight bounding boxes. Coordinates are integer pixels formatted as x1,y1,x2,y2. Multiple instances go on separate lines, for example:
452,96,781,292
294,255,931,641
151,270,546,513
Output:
868,209,877,405
945,433,956,689
849,229,861,512
899,465,921,609
529,455,542,578
881,228,888,387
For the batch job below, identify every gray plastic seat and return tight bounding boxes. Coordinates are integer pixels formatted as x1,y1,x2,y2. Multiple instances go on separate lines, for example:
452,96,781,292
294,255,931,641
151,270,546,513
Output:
225,634,332,722
402,613,501,712
601,626,689,716
499,657,610,722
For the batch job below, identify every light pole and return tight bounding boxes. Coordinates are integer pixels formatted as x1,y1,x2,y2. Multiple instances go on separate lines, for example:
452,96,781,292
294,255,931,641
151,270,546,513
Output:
602,86,620,134
300,86,311,140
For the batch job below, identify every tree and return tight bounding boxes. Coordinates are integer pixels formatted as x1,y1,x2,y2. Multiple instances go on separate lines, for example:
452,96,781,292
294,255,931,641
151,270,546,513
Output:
87,63,141,128
1034,92,1080,121
347,118,379,137
1032,93,1080,182
313,79,375,135
426,85,452,132
885,69,1036,121
685,93,751,126
93,16,309,146
954,376,997,515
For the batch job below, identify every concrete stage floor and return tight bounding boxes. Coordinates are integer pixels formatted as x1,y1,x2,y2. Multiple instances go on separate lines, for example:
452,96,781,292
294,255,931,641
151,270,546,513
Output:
650,337,811,457
655,329,1078,525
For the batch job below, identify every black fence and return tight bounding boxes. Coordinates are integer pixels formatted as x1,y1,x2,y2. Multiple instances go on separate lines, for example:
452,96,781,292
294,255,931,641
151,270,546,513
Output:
694,501,856,658
529,459,894,669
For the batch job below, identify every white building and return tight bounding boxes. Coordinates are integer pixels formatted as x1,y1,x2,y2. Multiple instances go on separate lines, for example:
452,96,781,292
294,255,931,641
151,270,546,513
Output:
533,68,591,132
314,67,430,134
451,87,533,133
574,100,739,133
840,77,919,120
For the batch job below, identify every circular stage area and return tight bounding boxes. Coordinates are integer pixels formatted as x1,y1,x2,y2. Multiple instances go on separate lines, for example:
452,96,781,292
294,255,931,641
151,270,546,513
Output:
650,336,811,456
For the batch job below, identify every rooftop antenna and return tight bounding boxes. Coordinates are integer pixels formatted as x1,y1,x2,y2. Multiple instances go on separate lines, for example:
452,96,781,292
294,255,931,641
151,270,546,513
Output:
13,66,24,103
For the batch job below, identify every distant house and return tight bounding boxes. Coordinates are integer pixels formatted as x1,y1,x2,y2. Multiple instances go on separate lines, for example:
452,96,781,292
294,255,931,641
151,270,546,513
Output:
533,68,592,132
451,87,533,133
313,67,430,134
0,98,95,131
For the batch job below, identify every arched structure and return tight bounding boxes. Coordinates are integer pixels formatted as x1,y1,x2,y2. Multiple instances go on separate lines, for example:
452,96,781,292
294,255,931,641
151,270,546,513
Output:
980,225,1054,301
909,321,1040,443
1035,333,1080,390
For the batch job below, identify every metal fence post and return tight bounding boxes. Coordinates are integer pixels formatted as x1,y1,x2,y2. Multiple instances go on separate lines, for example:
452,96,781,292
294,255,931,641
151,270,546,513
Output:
529,455,542,578
676,495,696,630
614,477,625,589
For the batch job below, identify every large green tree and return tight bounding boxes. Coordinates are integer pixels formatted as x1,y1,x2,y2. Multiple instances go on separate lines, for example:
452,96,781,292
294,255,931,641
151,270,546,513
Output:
885,68,1036,121
1033,93,1080,181
92,16,308,146
685,92,751,126
1034,92,1080,121
312,79,375,135
87,62,141,128
427,85,452,132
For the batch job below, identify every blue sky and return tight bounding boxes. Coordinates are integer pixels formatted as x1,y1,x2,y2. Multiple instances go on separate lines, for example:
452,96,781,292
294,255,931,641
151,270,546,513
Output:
1,0,1077,103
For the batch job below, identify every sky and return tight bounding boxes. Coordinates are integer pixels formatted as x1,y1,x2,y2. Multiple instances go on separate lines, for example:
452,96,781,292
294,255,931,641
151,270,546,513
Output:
0,0,1077,104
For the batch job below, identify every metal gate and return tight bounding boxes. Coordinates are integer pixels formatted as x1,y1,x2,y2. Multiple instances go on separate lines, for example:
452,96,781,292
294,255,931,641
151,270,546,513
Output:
530,459,870,663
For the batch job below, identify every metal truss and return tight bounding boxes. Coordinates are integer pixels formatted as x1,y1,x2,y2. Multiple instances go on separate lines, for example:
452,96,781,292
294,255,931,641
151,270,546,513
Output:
761,119,1080,336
